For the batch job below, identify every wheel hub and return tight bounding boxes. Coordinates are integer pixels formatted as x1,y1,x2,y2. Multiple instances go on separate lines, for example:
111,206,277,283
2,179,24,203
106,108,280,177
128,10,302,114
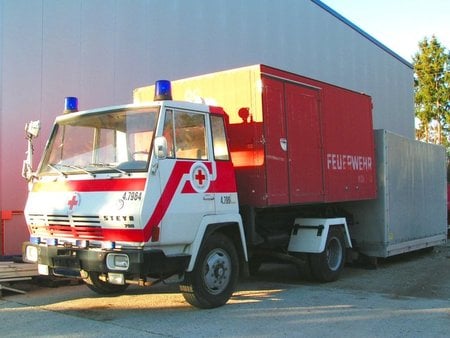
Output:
204,249,231,294
326,237,343,271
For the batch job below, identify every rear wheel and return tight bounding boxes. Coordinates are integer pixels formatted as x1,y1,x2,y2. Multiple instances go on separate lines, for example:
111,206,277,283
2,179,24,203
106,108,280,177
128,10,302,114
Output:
308,227,346,282
181,233,239,309
85,272,129,294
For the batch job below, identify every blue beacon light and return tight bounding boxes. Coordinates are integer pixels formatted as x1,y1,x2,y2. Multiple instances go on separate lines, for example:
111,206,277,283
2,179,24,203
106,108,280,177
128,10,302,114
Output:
154,80,172,101
64,96,78,113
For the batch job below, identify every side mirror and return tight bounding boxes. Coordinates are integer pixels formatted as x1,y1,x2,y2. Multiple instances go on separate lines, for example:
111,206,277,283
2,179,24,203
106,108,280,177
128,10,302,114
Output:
25,120,41,138
22,120,41,183
154,136,168,159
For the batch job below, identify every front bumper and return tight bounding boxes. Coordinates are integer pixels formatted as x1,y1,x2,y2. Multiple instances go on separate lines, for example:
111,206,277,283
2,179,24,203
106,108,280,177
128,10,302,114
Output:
22,242,190,280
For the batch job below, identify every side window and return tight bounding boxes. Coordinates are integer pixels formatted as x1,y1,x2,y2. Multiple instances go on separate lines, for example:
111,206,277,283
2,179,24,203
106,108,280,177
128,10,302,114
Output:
163,109,175,158
211,115,230,160
172,110,208,160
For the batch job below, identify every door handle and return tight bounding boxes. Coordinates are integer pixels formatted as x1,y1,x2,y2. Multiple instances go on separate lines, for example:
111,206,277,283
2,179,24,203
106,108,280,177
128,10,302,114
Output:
203,194,215,201
280,138,287,151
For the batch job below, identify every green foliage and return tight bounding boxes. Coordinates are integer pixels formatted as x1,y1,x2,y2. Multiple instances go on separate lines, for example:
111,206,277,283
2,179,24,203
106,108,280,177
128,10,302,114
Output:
413,36,450,149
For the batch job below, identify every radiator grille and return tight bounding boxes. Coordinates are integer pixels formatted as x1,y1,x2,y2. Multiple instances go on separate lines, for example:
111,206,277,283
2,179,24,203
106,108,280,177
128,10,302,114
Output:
28,214,103,240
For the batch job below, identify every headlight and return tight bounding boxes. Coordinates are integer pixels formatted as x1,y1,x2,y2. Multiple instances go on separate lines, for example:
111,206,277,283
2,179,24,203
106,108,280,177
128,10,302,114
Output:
106,253,129,270
25,245,38,262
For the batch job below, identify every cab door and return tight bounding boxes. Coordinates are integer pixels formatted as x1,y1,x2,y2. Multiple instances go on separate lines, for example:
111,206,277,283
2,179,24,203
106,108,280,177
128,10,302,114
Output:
156,108,214,245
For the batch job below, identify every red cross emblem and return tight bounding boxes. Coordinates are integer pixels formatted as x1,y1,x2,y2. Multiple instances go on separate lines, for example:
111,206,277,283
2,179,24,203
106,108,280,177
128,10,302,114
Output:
67,193,80,212
195,169,206,186
190,163,210,193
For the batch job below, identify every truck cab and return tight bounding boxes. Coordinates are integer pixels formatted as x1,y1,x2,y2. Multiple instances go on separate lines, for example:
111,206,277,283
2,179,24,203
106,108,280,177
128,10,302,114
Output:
22,81,248,309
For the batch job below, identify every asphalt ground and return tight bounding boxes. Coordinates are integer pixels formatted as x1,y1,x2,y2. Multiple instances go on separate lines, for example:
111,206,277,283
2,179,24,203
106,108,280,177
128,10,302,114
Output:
1,242,449,337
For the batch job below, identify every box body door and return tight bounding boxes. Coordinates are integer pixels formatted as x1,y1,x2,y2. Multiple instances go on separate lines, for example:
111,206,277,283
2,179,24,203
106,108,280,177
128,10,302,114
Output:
285,82,323,203
262,76,324,206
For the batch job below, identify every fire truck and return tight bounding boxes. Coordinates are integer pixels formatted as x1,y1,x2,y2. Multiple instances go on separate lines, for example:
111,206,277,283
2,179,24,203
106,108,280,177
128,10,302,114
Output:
21,65,446,308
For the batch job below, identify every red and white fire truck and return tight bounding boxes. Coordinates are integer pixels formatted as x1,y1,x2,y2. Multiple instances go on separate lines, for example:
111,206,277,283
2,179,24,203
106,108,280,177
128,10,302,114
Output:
21,65,446,308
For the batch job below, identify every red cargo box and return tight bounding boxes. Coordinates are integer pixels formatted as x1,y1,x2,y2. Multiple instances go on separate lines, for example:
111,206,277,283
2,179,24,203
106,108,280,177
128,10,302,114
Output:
134,64,376,208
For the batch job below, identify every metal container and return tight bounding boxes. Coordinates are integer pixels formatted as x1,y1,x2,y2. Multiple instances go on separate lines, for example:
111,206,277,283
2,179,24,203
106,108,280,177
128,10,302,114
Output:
345,130,447,257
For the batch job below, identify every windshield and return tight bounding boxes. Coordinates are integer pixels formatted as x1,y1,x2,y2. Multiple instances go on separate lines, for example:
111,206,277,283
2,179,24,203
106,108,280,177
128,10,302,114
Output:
38,108,159,176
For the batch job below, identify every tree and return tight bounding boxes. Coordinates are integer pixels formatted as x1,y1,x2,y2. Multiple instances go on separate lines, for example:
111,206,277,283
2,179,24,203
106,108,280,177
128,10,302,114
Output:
413,36,450,147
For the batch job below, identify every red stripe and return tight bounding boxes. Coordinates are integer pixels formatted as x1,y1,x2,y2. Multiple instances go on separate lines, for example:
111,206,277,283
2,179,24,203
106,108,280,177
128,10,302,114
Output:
180,161,237,193
209,106,227,116
142,161,192,241
210,161,237,192
103,228,144,242
32,178,146,192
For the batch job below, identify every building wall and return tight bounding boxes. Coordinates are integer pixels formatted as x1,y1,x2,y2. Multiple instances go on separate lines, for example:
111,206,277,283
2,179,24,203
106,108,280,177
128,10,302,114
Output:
0,0,413,254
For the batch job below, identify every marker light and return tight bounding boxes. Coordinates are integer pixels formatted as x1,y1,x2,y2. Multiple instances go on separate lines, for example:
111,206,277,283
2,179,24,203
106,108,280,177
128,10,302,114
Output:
46,238,58,246
30,236,41,244
102,241,116,250
154,80,172,101
76,240,89,248
64,96,78,113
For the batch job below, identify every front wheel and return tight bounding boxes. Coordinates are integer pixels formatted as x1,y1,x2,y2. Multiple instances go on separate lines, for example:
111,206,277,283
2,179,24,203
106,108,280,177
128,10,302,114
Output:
85,271,129,294
181,233,239,309
308,226,346,282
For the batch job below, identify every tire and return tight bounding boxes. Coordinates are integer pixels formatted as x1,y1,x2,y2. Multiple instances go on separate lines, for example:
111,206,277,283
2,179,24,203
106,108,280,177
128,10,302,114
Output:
308,226,346,282
85,271,129,295
180,233,239,309
248,256,262,275
300,254,316,282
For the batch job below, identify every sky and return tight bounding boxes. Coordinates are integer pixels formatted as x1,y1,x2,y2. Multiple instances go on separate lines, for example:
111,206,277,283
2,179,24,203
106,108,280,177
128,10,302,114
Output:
320,0,450,62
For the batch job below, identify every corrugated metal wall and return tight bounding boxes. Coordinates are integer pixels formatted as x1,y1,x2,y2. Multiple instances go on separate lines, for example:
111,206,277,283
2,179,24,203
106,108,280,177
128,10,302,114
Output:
0,0,413,255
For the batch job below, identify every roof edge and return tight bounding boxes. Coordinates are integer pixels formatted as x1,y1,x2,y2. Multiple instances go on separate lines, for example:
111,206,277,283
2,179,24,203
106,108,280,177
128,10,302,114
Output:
311,0,413,69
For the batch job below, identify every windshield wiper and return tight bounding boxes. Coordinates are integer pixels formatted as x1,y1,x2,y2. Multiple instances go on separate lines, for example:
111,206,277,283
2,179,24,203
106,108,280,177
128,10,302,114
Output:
65,164,97,176
88,163,130,176
47,164,68,178
50,163,96,177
